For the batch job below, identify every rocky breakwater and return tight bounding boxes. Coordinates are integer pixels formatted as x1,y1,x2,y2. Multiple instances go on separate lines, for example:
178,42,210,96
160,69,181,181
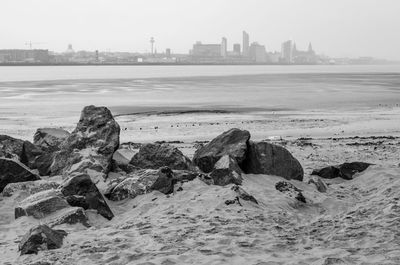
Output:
0,107,314,260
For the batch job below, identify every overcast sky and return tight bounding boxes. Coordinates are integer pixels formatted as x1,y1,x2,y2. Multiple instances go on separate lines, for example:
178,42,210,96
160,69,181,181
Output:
2,0,400,59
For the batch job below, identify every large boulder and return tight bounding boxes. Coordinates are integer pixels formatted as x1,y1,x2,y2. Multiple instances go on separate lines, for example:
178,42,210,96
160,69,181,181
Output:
311,162,372,180
193,128,250,173
50,105,120,178
46,207,90,228
15,189,69,219
60,173,114,220
3,179,59,198
105,167,175,201
33,128,70,152
209,155,243,186
129,143,192,170
0,135,43,169
0,158,40,192
242,141,304,181
19,224,67,255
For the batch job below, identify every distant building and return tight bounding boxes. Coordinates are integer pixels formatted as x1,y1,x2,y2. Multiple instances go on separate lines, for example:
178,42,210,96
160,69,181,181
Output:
221,37,227,57
65,44,74,54
267,51,281,63
233,43,241,55
292,42,318,64
0,49,50,63
249,42,267,62
281,40,294,63
166,48,171,57
242,31,250,57
191,41,222,58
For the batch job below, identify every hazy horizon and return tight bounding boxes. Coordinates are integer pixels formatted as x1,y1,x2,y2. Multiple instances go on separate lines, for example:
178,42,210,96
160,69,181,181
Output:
2,0,400,60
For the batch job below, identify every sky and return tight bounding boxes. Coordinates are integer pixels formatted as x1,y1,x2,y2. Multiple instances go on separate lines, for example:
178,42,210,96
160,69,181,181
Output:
1,0,400,59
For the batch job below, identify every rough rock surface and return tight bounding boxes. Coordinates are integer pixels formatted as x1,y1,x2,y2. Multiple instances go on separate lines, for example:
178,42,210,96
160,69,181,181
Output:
0,135,43,169
33,128,70,152
46,207,90,228
19,225,67,255
15,190,69,219
105,167,175,201
0,158,40,192
243,141,304,181
2,180,59,197
275,181,306,203
193,128,250,173
312,162,372,180
50,105,120,177
209,155,243,186
129,143,192,170
60,173,114,220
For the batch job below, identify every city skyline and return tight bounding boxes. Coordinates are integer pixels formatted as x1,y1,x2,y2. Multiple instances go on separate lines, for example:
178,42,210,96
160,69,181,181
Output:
1,0,400,60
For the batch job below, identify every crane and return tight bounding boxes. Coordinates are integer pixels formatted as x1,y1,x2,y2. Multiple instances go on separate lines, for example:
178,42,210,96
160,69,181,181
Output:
25,41,46,49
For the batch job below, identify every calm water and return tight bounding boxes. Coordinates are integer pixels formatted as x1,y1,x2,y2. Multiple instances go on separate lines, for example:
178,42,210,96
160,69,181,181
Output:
0,64,400,82
0,64,399,118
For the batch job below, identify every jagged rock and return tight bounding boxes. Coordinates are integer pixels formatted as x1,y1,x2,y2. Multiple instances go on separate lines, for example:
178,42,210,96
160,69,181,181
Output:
129,143,192,170
60,173,114,220
275,181,306,203
311,162,372,180
304,175,328,193
231,185,258,204
33,128,70,152
32,152,55,176
193,128,250,173
3,180,59,197
46,207,90,228
0,135,43,169
105,167,175,201
0,158,40,192
15,189,69,219
19,224,67,255
242,141,304,181
209,155,243,186
50,105,120,177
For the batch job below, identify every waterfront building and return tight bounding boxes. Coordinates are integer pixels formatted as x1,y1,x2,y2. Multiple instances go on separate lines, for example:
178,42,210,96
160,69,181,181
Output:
249,42,267,62
242,31,250,57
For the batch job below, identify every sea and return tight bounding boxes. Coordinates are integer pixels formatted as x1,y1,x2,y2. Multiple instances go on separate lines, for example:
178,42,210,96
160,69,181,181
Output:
0,64,399,141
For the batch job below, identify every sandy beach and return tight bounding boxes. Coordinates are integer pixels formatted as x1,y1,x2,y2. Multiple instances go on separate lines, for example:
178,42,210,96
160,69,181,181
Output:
1,65,400,264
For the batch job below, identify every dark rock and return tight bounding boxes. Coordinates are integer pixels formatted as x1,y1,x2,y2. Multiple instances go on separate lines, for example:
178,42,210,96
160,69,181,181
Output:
32,152,55,176
225,197,241,206
33,128,70,152
209,155,243,186
50,105,120,177
19,224,67,255
275,181,306,203
129,143,192,170
0,158,40,192
3,180,59,197
339,162,372,180
312,162,372,180
311,166,340,179
60,173,114,220
105,167,175,201
193,128,250,173
231,185,258,204
15,190,69,219
0,135,44,169
242,141,304,181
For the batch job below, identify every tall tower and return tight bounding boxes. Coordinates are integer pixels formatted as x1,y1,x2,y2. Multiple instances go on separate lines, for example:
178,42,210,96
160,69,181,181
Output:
242,31,250,57
221,37,227,57
150,37,155,55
